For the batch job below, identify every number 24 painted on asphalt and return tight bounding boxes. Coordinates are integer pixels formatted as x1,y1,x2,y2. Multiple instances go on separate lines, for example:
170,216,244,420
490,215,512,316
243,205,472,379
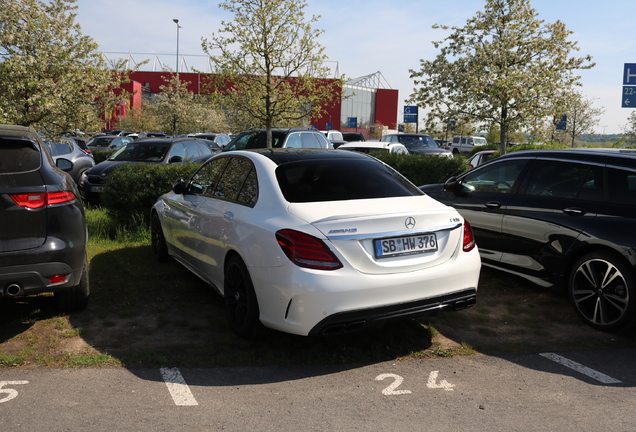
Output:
375,372,455,395
0,381,29,403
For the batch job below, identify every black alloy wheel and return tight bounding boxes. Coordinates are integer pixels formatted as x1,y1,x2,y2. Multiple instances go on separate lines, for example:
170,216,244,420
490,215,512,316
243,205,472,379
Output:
569,251,636,331
224,256,261,338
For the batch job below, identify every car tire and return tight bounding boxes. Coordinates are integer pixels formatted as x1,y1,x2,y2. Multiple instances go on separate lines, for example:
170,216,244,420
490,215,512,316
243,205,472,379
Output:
224,255,261,338
151,212,170,262
55,258,90,312
569,251,636,331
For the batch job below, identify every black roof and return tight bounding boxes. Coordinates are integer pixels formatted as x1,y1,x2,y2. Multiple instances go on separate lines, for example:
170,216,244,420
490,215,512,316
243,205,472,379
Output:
245,148,376,165
498,148,636,168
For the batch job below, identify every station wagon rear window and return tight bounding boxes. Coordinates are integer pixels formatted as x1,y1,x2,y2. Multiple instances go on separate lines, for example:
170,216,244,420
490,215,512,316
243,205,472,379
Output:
0,139,41,174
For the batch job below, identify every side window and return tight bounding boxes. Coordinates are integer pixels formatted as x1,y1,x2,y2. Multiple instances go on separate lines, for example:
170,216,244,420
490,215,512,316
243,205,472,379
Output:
237,167,258,206
168,143,186,160
212,157,257,204
196,141,212,155
300,132,327,148
524,160,601,200
191,157,229,196
461,159,527,194
608,167,636,205
285,132,302,148
231,133,253,150
183,141,199,159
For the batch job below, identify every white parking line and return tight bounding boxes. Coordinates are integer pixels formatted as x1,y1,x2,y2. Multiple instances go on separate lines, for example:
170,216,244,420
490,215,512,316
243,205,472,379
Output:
539,353,622,384
160,368,199,406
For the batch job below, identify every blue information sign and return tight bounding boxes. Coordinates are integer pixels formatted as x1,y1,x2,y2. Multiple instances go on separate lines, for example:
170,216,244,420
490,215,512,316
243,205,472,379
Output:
326,122,332,131
555,114,567,130
347,117,357,128
623,86,636,108
404,106,418,124
624,64,636,85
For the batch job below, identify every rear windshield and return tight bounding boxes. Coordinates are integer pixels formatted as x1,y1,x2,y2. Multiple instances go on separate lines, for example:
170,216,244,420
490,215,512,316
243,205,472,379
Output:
276,158,423,202
0,139,41,174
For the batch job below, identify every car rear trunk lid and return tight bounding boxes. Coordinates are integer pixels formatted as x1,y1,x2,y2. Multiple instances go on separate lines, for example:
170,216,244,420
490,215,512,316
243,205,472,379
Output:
287,195,465,275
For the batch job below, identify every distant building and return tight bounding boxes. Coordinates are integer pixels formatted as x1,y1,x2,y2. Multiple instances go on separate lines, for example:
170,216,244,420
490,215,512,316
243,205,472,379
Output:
105,53,398,136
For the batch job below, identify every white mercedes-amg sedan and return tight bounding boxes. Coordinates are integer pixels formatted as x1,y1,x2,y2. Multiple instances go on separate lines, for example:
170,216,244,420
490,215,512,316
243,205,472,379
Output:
151,149,480,337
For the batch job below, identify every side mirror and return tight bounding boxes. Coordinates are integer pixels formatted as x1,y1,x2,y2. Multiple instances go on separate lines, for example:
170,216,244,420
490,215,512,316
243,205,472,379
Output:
443,176,460,192
56,158,73,172
172,178,188,194
169,155,183,164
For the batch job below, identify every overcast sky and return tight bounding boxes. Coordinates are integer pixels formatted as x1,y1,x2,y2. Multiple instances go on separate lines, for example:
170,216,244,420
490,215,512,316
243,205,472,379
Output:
74,0,636,134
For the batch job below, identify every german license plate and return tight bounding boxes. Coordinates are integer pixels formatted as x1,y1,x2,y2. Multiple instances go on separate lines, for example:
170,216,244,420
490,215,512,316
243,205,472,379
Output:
374,233,437,259
91,186,104,193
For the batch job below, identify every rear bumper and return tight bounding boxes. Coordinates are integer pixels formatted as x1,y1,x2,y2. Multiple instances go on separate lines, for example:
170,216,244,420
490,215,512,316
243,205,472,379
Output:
0,261,82,297
0,234,86,298
251,246,481,336
308,288,476,336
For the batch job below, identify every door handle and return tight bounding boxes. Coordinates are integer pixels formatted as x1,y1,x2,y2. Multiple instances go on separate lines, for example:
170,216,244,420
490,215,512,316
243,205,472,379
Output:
563,207,586,216
485,201,502,209
223,212,234,220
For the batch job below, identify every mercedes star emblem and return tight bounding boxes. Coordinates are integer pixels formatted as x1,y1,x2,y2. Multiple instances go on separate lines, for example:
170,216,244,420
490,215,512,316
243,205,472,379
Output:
405,217,416,230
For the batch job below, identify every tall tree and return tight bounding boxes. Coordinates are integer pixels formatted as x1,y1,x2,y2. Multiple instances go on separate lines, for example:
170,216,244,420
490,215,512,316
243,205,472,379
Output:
0,0,131,132
622,111,636,148
152,74,228,136
553,92,605,147
408,0,594,153
201,0,342,148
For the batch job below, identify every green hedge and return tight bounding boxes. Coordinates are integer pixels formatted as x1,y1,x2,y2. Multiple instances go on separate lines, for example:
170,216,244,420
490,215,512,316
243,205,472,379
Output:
99,154,469,225
373,153,468,186
101,163,200,224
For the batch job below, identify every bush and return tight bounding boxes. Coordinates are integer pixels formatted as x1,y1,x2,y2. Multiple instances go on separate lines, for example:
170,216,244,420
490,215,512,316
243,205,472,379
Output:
90,149,116,164
101,163,200,225
373,153,468,186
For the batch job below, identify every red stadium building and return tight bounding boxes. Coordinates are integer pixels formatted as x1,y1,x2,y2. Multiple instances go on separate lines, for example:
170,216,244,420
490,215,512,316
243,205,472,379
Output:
110,67,398,138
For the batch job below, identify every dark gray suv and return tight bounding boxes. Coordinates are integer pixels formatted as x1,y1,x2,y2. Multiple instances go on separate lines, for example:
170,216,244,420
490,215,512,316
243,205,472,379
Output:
0,125,89,311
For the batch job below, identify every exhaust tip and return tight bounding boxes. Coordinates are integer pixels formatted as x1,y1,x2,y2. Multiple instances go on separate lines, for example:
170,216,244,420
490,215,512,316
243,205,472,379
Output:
5,283,23,297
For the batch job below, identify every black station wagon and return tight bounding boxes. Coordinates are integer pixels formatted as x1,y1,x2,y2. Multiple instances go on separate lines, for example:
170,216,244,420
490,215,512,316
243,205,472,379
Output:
420,148,636,331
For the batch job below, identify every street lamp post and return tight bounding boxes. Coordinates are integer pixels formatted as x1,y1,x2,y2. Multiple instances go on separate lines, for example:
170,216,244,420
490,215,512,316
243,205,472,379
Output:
173,19,181,75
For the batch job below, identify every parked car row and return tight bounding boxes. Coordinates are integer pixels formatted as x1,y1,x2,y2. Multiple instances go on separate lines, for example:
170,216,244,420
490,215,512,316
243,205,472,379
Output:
78,136,222,203
6,120,635,338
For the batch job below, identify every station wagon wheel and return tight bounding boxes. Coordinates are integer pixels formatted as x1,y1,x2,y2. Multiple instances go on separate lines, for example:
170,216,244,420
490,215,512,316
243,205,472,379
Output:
224,256,261,338
569,251,636,331
151,212,170,262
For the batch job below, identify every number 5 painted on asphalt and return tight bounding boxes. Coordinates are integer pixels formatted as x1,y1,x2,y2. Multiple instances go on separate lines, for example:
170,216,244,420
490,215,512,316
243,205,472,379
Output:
0,381,29,403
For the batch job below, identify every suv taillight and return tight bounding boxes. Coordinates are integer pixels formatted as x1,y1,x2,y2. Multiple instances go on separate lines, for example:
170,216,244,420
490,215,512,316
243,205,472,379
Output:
276,229,343,270
10,192,76,209
463,220,476,252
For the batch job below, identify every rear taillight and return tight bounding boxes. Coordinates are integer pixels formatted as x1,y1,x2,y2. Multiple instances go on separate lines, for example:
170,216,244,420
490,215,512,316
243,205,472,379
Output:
10,192,76,209
276,229,343,270
463,220,476,252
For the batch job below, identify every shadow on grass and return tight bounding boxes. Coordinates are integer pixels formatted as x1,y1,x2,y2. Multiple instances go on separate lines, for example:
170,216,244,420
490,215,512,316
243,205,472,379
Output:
66,245,436,369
